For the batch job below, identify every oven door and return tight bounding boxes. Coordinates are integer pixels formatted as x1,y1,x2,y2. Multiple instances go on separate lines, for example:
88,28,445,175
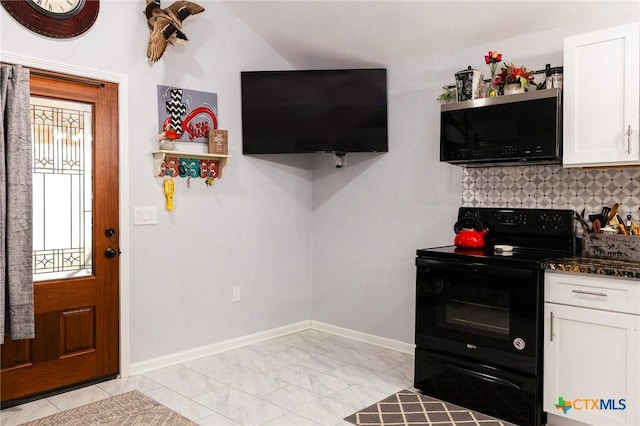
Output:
415,256,541,374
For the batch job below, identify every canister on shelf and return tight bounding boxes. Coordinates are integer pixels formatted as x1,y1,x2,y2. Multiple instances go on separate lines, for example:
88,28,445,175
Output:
545,64,563,89
454,66,482,101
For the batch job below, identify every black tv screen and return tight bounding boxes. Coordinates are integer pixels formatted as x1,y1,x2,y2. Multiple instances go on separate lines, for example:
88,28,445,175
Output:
241,69,388,154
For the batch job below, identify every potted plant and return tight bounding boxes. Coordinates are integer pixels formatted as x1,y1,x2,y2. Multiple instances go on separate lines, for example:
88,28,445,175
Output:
436,85,457,104
495,63,535,94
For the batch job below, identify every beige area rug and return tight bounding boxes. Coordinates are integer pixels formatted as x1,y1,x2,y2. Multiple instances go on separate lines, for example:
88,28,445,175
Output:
20,390,197,426
344,389,512,426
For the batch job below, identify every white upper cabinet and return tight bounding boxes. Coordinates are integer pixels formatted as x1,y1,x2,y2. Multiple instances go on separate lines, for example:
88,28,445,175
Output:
563,22,640,167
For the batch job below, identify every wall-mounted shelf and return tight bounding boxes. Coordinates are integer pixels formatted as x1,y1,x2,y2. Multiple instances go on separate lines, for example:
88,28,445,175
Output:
152,150,230,179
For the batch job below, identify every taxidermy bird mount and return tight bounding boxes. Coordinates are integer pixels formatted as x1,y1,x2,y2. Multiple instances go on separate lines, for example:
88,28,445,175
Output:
145,0,205,63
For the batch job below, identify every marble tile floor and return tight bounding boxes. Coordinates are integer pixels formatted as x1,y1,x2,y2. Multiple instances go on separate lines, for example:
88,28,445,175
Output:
1,329,415,426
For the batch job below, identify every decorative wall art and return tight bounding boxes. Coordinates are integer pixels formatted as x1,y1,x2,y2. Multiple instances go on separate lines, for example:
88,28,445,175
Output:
144,0,205,63
157,85,217,143
153,85,229,195
209,129,228,155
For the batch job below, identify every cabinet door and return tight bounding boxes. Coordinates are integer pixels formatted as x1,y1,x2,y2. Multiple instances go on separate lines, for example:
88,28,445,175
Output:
544,303,639,425
563,22,640,167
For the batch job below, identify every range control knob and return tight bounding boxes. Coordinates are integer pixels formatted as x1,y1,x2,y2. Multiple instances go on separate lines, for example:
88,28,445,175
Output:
539,213,565,230
463,211,483,223
551,214,564,229
538,213,550,228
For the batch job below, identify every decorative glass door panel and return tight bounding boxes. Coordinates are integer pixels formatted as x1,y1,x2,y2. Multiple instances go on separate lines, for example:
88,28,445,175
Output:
1,72,119,406
31,96,93,281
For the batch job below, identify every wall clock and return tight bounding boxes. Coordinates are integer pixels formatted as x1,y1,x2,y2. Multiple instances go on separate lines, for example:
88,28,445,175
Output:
1,0,99,39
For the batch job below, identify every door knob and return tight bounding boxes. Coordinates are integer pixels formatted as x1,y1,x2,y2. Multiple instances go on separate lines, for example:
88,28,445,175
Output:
105,227,116,237
105,248,120,258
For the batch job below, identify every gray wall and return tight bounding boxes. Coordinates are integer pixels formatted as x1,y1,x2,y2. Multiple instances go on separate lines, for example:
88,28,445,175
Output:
1,1,312,365
309,18,639,343
1,1,637,366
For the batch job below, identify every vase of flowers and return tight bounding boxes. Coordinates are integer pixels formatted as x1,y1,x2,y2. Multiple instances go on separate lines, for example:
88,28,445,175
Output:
158,122,180,150
496,62,535,95
484,50,502,97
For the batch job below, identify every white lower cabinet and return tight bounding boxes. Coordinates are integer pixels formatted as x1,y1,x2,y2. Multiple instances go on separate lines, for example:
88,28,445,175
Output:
544,272,640,426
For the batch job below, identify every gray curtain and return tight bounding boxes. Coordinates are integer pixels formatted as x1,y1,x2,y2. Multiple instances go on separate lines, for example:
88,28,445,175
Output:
0,63,34,344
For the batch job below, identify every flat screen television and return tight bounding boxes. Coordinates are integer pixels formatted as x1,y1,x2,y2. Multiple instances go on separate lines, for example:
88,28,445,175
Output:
241,68,388,154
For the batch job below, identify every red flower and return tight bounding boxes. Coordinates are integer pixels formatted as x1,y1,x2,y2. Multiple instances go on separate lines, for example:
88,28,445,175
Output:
484,50,503,64
160,121,181,140
164,130,180,140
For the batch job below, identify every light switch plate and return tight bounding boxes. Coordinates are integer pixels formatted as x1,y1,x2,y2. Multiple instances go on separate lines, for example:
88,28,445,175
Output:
133,206,157,225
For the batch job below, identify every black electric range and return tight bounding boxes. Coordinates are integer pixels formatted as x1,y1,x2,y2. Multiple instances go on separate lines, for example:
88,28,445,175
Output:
414,207,577,426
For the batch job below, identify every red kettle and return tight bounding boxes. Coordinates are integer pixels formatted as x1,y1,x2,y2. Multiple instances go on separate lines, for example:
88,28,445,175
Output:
454,219,488,249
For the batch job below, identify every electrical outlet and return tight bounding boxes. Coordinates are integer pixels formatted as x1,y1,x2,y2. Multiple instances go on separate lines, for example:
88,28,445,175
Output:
232,286,241,303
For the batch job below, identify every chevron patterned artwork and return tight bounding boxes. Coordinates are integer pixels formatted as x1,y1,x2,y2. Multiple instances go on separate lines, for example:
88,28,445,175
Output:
156,85,218,143
167,88,187,134
462,165,640,223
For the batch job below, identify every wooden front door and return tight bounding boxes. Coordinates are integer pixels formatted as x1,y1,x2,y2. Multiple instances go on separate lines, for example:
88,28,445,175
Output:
1,71,120,405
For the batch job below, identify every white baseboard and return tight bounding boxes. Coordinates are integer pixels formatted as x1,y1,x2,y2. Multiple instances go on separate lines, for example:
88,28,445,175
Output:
129,320,415,376
311,320,415,354
129,320,310,375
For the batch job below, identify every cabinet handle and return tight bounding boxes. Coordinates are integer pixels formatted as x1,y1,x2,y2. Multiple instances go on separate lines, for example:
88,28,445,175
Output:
550,312,554,342
572,289,607,297
627,125,633,154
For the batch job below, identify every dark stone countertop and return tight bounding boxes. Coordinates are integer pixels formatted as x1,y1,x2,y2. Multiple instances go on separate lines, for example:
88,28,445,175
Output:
544,256,640,280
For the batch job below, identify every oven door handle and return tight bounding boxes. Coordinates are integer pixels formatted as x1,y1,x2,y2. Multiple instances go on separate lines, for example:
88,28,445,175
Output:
447,363,522,391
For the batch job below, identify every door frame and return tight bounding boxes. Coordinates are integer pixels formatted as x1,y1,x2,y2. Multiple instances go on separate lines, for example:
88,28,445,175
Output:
0,51,131,377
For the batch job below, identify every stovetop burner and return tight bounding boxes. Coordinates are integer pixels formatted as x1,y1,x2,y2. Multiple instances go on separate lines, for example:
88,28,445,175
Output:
417,207,578,267
418,245,568,265
416,244,570,268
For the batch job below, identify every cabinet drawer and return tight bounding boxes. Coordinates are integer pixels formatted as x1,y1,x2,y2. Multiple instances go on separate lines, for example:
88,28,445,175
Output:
545,272,640,315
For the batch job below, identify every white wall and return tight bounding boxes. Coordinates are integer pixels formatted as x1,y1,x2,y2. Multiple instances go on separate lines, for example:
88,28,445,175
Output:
1,0,312,365
309,14,640,343
2,0,638,366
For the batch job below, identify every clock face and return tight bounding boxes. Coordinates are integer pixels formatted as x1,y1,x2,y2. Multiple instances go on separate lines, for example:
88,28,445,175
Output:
27,0,84,18
1,0,99,38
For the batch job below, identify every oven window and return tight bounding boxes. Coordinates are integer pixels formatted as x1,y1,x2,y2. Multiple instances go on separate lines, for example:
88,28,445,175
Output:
444,282,510,339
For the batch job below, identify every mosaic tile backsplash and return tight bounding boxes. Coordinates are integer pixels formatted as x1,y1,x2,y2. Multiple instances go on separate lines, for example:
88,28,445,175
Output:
462,165,640,222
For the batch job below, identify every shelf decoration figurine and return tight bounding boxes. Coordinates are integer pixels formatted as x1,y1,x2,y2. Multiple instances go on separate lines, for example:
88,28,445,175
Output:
159,121,180,150
484,50,502,97
496,63,535,95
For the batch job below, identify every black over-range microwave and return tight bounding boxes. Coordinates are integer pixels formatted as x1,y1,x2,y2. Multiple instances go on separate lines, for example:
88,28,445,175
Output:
440,88,562,166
